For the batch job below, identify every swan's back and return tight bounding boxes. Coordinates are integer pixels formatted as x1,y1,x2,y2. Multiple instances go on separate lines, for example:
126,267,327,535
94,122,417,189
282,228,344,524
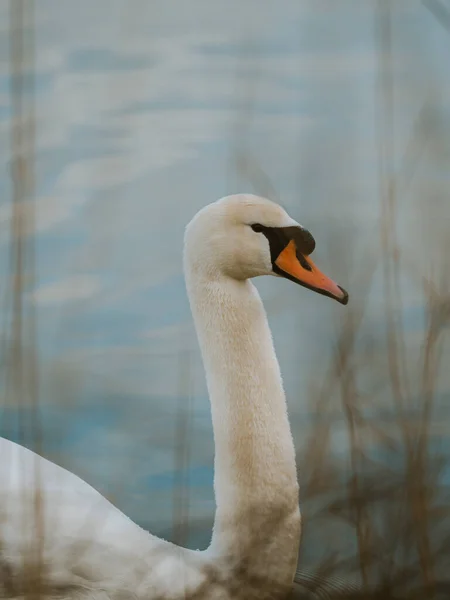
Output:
0,437,143,549
0,438,207,597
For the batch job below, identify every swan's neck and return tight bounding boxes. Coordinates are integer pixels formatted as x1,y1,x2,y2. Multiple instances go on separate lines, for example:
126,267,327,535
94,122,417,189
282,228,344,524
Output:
186,270,300,589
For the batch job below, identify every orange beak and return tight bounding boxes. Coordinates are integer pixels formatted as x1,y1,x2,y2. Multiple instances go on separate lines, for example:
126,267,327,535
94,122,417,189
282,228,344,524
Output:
274,240,348,305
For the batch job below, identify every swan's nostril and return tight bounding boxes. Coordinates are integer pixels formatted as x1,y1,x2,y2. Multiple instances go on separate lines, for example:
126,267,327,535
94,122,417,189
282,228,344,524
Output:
296,252,312,272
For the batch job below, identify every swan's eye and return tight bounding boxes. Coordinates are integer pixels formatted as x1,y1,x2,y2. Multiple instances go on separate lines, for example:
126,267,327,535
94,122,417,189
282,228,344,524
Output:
251,223,263,233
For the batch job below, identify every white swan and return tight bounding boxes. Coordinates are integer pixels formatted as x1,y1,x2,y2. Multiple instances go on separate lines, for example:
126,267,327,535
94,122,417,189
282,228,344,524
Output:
0,194,348,599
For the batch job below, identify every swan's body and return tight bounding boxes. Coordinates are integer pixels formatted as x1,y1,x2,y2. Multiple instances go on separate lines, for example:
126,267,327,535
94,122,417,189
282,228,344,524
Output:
0,195,348,599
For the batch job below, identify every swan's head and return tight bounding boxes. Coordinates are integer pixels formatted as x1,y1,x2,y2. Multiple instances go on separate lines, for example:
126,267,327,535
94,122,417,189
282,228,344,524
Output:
184,194,348,304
